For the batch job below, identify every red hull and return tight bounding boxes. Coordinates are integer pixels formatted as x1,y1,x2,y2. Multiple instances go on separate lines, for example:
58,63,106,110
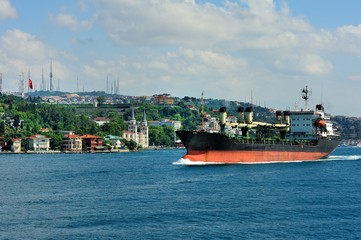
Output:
183,150,330,163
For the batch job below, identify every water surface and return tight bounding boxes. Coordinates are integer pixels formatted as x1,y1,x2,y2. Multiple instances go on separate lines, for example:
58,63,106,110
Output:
1,147,360,239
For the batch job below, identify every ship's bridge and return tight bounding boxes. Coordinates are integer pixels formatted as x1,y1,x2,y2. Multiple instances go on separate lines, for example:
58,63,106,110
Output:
289,110,318,135
288,104,337,139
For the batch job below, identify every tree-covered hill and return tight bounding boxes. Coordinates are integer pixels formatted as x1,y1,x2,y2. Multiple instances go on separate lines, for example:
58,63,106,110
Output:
0,93,360,150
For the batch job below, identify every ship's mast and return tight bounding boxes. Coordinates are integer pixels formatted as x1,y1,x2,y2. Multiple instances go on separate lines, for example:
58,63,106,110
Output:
201,91,205,130
301,86,312,110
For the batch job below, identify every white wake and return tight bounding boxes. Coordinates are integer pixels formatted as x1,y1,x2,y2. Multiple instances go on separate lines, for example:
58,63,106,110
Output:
173,155,361,166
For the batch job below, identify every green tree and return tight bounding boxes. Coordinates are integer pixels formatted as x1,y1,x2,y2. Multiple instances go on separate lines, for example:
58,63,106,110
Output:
97,96,105,105
149,125,175,147
122,139,137,150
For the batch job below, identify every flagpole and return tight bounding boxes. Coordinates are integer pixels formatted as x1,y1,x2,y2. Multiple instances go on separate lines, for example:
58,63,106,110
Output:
28,68,30,94
27,68,33,93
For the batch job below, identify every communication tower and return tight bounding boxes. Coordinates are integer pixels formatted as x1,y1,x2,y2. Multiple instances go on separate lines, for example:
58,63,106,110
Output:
19,72,25,97
41,67,45,91
0,73,2,93
49,59,53,91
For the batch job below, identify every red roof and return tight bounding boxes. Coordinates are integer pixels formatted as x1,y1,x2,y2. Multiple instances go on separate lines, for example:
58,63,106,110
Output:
95,117,110,121
64,133,80,139
28,134,50,139
80,134,102,139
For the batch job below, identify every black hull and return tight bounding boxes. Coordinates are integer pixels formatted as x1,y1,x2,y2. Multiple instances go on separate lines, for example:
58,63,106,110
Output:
176,131,340,163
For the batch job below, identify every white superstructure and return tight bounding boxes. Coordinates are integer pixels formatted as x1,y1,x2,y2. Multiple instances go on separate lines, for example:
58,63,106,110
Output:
288,86,339,140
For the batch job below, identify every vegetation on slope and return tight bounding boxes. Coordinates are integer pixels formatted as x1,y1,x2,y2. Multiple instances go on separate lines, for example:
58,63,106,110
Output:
0,92,359,150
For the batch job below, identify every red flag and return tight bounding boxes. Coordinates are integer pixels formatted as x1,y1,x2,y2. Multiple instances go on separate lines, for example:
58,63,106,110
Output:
28,79,33,89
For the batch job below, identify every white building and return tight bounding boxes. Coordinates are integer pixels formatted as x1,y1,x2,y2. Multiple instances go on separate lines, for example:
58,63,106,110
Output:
95,117,110,126
148,119,182,131
104,135,123,149
122,108,149,148
27,134,51,151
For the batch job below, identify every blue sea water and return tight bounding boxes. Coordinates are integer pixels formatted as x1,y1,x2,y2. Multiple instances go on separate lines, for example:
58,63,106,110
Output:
0,147,361,240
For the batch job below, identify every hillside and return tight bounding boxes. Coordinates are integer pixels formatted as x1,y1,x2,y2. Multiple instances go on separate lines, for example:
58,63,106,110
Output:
1,93,360,148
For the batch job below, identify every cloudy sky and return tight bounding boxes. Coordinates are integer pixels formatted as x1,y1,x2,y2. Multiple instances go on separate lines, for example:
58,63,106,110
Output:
1,0,361,116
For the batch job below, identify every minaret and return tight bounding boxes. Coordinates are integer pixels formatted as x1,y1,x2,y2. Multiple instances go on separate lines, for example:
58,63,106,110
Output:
142,109,147,125
128,107,137,133
140,109,149,148
49,59,53,91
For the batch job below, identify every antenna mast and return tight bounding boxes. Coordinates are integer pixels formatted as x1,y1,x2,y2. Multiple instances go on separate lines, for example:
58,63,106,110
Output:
301,86,312,110
77,76,79,92
201,91,205,130
41,67,44,91
0,73,2,93
49,59,53,91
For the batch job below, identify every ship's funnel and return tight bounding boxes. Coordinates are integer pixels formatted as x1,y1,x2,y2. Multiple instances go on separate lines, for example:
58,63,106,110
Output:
276,110,283,124
245,107,253,124
237,107,245,123
219,107,227,126
316,104,324,112
283,110,290,126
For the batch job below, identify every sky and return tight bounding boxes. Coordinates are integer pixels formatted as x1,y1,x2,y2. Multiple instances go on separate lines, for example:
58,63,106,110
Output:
1,0,361,117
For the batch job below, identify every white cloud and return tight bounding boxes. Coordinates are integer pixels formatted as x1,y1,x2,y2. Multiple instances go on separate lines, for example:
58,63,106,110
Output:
81,0,342,98
0,0,17,19
50,13,92,31
274,53,333,75
1,29,47,60
94,0,320,51
3,0,361,115
338,24,361,39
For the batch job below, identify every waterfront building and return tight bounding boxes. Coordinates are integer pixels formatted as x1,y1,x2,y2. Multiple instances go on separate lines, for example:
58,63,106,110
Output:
62,132,82,152
103,134,123,150
81,134,103,152
11,138,22,153
122,108,149,148
27,134,51,152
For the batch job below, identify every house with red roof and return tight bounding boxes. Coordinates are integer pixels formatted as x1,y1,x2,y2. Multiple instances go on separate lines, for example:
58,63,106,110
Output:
80,134,103,152
62,131,82,152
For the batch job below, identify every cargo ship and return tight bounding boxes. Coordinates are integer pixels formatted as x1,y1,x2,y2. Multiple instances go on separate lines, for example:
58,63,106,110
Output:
176,87,340,164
